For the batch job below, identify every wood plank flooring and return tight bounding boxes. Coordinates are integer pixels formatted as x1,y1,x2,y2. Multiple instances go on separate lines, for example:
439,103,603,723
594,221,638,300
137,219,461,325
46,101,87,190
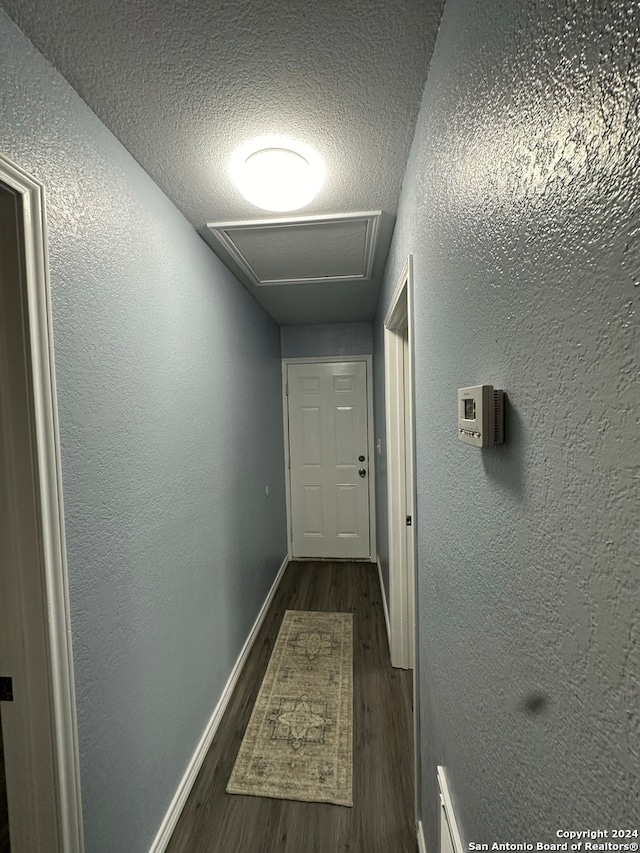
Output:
166,560,416,853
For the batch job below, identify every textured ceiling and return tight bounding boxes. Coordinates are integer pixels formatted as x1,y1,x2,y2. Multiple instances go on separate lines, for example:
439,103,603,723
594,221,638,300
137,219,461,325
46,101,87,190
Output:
2,0,443,324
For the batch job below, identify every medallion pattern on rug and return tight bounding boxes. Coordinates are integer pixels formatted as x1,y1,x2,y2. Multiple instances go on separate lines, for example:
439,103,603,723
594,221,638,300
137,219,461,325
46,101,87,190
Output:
268,695,334,749
226,609,353,806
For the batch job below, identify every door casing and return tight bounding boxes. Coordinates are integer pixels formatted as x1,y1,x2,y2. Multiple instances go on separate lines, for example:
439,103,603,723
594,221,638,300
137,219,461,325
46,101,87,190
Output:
383,254,420,827
384,260,417,670
282,355,377,562
0,154,84,853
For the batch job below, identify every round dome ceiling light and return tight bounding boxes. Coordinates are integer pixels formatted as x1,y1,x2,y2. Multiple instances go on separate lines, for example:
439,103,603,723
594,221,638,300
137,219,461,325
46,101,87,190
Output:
229,136,326,212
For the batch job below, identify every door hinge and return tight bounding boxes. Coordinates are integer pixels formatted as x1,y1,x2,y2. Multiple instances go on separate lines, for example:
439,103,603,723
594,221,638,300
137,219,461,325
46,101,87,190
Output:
406,515,412,526
0,676,13,701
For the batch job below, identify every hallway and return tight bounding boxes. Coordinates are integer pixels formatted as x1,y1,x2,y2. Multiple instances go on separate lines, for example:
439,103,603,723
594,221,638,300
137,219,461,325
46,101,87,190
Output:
1,1,637,849
165,561,416,853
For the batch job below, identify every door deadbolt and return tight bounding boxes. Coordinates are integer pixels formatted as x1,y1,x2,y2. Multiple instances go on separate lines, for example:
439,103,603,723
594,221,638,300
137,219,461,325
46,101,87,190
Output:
358,468,367,477
358,455,365,462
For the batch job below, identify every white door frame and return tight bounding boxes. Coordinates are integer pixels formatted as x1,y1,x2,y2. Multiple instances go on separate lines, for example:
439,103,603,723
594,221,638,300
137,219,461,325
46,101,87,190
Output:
0,154,84,853
282,355,377,562
384,255,421,831
384,255,417,670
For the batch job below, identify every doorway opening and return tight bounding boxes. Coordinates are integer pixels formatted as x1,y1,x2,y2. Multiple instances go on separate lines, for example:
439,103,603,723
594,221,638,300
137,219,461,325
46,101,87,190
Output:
384,256,417,670
384,256,421,831
282,356,376,561
0,156,84,853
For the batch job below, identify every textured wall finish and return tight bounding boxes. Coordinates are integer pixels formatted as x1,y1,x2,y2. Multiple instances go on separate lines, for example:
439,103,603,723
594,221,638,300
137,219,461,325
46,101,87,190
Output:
0,0,443,324
280,322,373,359
0,12,287,853
374,0,639,849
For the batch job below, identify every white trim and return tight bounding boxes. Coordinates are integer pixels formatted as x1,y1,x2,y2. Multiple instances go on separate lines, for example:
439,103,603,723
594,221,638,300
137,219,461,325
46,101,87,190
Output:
418,820,428,853
149,554,289,853
206,211,381,287
0,154,84,853
437,766,465,853
283,355,375,365
281,364,293,561
365,356,377,563
383,255,421,828
376,556,391,655
384,255,416,670
281,355,377,562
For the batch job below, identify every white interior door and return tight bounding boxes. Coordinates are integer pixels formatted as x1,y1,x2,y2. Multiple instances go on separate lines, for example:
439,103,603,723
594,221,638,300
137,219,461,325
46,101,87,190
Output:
384,256,416,670
287,361,371,559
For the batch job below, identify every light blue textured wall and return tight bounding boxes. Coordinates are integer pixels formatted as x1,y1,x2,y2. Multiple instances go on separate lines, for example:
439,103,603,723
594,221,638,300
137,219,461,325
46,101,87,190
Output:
281,322,373,358
0,11,287,853
374,0,639,849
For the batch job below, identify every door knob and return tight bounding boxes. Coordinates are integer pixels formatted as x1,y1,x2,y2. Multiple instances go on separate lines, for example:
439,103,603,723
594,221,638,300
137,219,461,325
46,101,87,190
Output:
358,468,367,478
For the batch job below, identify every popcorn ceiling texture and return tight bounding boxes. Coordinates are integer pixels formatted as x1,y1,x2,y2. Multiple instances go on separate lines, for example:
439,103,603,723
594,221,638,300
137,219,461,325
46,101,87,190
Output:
0,0,437,224
0,11,287,853
374,0,639,847
0,0,443,323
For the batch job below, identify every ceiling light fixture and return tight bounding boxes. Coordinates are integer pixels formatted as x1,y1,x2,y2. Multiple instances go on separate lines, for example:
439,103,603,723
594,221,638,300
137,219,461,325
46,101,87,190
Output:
229,136,325,212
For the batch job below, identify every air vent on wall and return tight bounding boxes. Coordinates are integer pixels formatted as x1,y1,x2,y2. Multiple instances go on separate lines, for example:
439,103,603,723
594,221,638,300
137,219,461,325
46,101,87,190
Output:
206,212,381,287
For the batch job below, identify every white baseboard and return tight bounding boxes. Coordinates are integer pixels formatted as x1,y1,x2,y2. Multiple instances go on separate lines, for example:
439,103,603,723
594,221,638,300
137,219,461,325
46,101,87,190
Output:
438,765,465,853
149,554,289,853
417,819,428,853
376,555,391,655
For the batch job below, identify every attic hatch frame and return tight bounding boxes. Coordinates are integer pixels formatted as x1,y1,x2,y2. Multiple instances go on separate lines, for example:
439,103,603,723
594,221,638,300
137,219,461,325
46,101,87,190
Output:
207,210,381,287
0,152,84,853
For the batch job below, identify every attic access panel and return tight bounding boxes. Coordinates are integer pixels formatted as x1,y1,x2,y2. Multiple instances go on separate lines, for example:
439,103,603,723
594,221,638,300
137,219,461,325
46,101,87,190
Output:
206,212,381,286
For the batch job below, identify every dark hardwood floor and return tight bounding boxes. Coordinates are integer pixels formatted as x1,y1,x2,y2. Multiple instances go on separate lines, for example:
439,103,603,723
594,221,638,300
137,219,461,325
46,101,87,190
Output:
166,560,416,853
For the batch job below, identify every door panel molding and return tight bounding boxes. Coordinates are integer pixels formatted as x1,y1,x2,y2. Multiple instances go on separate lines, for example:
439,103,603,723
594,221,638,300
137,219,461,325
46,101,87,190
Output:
282,355,376,562
0,153,84,853
288,360,369,557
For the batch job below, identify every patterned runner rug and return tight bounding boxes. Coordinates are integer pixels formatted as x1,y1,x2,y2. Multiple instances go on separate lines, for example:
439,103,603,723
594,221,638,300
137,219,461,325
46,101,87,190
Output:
227,609,353,806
